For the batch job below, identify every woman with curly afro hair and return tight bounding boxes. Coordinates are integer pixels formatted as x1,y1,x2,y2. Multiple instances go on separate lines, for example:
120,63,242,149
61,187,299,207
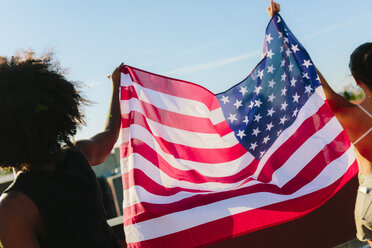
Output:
0,51,123,248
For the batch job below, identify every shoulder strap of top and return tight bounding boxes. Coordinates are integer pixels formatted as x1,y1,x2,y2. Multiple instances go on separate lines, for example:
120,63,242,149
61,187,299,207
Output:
357,104,372,118
353,104,372,145
353,127,372,145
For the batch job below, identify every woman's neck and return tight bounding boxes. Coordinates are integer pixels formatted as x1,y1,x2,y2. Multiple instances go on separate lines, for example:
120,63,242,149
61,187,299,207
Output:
359,83,372,106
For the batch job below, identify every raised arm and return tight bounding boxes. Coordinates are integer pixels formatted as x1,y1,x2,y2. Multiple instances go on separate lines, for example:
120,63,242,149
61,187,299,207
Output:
315,67,352,113
75,64,123,166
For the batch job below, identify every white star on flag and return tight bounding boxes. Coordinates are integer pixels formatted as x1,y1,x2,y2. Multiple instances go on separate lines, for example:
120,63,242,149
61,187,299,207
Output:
279,116,288,125
280,101,288,110
281,87,287,96
302,59,313,68
257,69,264,79
302,72,310,79
292,108,299,117
268,93,276,102
254,113,262,122
267,108,275,117
254,99,263,108
285,49,292,57
268,79,276,88
233,100,243,109
291,44,300,53
266,122,274,131
305,85,313,94
252,127,261,136
227,113,237,123
266,33,273,43
267,64,275,74
220,95,230,104
239,86,248,96
249,142,258,151
236,130,246,139
290,77,297,87
288,63,294,71
266,49,275,59
281,73,287,81
292,93,300,102
262,135,271,144
254,86,263,94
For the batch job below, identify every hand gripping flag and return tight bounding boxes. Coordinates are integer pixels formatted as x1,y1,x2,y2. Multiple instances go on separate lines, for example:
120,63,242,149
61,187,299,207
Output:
120,13,358,248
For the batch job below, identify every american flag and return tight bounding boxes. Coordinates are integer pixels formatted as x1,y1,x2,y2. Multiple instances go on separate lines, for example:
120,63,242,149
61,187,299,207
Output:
120,13,357,248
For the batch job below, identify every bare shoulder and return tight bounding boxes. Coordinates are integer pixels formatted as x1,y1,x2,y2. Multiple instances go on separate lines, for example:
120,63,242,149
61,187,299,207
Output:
335,103,372,162
74,135,114,166
0,191,38,227
0,192,42,247
334,104,370,137
0,191,26,215
74,139,96,165
344,103,372,127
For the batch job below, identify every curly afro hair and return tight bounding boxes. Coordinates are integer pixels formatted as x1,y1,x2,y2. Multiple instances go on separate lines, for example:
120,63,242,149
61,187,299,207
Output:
0,50,87,170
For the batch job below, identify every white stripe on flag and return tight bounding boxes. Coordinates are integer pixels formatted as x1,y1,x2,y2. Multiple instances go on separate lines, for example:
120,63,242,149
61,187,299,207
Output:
122,118,238,149
123,80,214,119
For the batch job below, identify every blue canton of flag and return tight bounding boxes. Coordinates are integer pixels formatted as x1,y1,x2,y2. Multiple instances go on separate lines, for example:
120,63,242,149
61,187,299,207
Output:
216,13,321,160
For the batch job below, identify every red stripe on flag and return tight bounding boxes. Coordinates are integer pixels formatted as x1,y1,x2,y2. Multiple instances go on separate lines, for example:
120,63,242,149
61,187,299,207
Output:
120,85,136,100
121,103,221,134
125,66,220,111
122,169,211,195
213,120,233,137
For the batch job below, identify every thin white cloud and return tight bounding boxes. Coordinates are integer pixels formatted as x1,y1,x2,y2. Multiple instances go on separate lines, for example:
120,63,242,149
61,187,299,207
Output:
147,40,226,66
303,21,352,41
303,12,372,41
83,78,106,88
165,50,261,76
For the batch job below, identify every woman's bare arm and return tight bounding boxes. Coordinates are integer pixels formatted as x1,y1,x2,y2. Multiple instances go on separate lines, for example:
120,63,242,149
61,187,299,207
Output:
315,67,352,113
74,64,123,166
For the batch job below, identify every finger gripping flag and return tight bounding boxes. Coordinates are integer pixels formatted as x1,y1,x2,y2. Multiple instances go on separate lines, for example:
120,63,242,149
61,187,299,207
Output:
120,13,358,248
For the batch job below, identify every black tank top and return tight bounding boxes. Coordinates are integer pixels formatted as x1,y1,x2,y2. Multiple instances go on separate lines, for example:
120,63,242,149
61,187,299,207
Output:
5,147,122,248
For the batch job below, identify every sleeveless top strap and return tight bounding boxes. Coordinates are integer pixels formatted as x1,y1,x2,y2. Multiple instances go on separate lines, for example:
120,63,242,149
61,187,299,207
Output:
358,104,372,118
354,128,372,145
353,104,372,145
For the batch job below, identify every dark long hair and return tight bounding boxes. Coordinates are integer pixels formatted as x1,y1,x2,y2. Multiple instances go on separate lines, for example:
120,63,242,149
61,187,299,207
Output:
0,50,87,170
349,42,372,91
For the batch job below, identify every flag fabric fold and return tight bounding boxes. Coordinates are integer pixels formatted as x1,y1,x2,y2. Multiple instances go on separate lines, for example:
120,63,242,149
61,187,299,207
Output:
119,13,358,248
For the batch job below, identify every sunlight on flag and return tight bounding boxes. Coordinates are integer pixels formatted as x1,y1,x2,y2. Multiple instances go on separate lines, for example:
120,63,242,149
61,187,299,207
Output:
119,13,358,248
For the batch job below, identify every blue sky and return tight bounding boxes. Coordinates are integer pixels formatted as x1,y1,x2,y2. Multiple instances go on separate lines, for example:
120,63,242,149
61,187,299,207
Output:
1,0,371,142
